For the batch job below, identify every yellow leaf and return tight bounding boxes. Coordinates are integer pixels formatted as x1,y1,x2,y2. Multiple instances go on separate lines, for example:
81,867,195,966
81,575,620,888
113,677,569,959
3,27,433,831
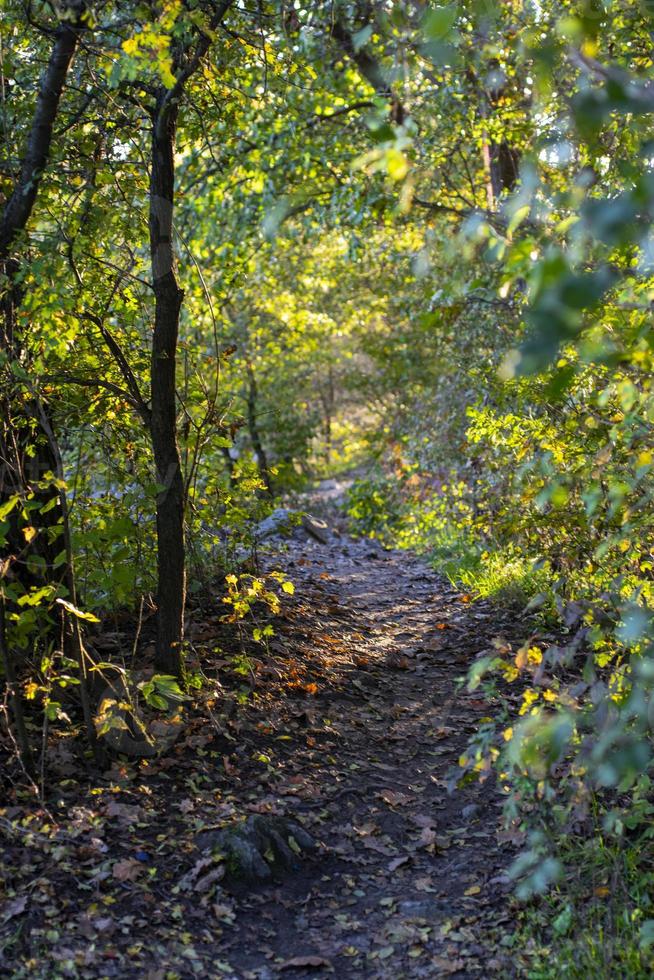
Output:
528,646,543,665
386,147,409,182
122,37,139,56
281,580,295,594
519,689,539,716
23,525,37,544
464,885,481,896
55,597,100,623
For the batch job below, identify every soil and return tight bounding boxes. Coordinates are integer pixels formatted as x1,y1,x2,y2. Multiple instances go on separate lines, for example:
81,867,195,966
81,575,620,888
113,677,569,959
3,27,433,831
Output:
1,499,524,979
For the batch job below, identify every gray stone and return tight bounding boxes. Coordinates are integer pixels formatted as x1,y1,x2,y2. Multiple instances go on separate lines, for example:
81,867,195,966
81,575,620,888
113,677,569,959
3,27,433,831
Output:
254,508,330,544
196,814,318,884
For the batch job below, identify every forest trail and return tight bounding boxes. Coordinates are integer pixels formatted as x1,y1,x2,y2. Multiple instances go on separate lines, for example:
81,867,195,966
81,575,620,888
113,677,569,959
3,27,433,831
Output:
222,511,520,978
2,503,521,979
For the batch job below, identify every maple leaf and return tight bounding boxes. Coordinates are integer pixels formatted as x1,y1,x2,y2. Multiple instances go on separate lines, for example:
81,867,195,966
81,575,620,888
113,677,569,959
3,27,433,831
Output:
112,858,143,882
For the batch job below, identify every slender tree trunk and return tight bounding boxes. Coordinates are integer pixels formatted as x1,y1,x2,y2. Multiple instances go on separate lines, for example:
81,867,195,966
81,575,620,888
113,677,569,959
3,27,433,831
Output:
33,401,101,760
149,91,186,676
145,1,233,676
323,365,334,465
0,5,86,556
246,361,273,497
0,6,85,258
220,445,237,486
0,597,35,777
0,5,86,760
471,58,521,211
0,265,63,586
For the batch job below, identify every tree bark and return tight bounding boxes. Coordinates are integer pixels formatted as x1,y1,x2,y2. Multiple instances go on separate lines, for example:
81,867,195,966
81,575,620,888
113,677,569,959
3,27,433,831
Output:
146,0,233,676
0,3,86,763
149,91,186,676
0,5,85,259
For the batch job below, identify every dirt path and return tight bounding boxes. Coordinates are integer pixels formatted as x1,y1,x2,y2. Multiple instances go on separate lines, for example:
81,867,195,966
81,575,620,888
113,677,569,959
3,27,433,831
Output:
1,519,521,979
222,526,519,978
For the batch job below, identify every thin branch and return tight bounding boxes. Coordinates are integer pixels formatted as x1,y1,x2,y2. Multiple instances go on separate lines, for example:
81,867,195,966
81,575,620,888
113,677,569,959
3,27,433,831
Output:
80,311,152,425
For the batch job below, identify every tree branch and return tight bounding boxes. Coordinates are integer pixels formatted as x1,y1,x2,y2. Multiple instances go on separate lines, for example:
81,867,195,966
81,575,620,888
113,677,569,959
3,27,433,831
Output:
330,19,405,124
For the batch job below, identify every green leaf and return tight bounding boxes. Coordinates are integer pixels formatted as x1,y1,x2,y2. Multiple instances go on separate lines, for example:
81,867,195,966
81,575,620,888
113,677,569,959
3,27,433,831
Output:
17,585,56,607
422,5,458,40
352,25,373,52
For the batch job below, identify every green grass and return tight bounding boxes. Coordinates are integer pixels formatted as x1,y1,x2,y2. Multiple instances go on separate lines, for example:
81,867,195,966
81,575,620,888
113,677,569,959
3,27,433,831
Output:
455,550,556,613
515,831,654,979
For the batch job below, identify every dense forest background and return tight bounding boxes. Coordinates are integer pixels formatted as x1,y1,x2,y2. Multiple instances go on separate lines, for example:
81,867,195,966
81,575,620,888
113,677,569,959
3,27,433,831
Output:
3,0,654,976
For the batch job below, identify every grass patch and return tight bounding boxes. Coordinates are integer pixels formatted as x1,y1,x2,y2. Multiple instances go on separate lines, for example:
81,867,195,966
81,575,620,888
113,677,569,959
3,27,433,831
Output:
455,550,556,613
516,829,654,978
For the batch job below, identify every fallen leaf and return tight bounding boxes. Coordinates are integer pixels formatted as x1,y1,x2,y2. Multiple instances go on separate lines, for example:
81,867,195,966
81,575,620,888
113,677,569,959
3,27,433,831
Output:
376,946,395,960
280,955,333,971
212,902,235,922
431,955,467,973
112,858,143,882
379,789,413,807
464,885,481,896
105,800,143,823
177,855,214,890
2,895,27,923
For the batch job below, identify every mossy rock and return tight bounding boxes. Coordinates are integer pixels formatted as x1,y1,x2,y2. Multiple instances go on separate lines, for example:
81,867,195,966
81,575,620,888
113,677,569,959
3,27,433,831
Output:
196,814,318,884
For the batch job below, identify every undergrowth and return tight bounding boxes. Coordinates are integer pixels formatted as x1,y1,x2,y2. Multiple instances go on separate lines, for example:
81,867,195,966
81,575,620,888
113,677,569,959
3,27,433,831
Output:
516,821,654,979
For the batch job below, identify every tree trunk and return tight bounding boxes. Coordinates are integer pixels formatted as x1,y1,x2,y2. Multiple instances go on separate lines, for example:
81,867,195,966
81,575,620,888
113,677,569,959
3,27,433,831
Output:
0,5,86,763
0,597,35,778
322,365,335,466
0,263,64,588
149,91,186,676
246,361,274,497
145,1,233,675
0,6,86,568
0,6,85,259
